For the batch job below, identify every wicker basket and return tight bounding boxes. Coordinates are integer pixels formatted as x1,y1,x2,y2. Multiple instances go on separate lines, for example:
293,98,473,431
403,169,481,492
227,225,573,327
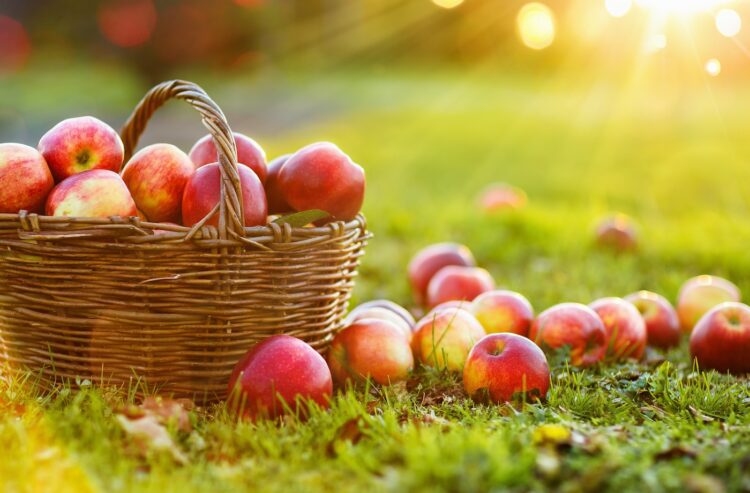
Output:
0,80,369,402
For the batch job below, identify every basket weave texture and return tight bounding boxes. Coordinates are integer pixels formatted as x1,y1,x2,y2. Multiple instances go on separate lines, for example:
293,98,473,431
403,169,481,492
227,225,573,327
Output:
0,80,369,402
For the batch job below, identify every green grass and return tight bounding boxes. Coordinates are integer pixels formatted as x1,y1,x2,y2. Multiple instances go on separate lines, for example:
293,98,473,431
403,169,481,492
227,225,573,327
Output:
3,67,750,492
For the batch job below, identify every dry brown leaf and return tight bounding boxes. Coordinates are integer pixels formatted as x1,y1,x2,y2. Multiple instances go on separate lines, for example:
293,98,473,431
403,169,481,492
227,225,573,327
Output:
116,414,188,465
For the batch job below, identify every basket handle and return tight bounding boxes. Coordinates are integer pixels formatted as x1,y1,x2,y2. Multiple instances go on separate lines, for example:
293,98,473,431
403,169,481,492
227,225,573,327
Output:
120,80,246,240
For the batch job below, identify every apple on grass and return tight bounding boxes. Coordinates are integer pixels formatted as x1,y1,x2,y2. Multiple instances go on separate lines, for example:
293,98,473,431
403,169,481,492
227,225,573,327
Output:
227,335,332,421
277,142,365,222
625,291,681,349
181,162,267,227
426,265,495,309
189,132,268,183
690,302,750,375
470,290,534,336
0,143,55,213
594,214,638,252
478,183,527,212
411,307,486,372
408,243,476,306
677,275,740,333
344,306,413,342
352,299,416,329
121,143,194,223
589,297,647,361
45,170,137,218
327,319,414,386
463,333,550,403
530,303,607,367
38,116,124,181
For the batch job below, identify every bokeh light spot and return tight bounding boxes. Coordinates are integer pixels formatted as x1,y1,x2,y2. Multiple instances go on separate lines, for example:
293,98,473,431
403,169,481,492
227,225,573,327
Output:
432,0,464,9
605,0,633,18
0,15,31,74
646,33,667,53
716,8,741,37
705,58,721,76
517,3,556,50
98,0,158,48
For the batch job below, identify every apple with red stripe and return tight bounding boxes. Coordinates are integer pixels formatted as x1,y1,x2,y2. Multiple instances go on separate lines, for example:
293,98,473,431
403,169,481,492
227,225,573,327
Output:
589,297,647,361
411,307,486,372
0,143,54,213
625,291,681,349
530,303,607,367
46,170,137,218
408,243,476,306
189,132,267,183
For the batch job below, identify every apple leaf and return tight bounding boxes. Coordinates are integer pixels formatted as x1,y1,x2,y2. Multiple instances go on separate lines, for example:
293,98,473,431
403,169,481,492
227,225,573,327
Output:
273,210,329,227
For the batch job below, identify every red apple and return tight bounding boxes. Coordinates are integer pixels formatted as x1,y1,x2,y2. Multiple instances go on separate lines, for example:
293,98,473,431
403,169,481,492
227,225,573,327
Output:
277,142,365,221
411,307,486,372
265,154,292,214
0,143,54,213
470,290,534,336
189,132,267,183
327,319,414,386
595,214,638,252
38,116,124,181
426,265,495,309
352,299,416,329
463,333,550,403
45,170,137,218
478,183,527,212
345,306,412,342
408,243,476,305
181,162,267,227
690,302,750,375
677,275,740,333
121,143,194,223
227,335,332,420
589,297,648,361
529,303,607,367
426,300,470,316
625,291,681,349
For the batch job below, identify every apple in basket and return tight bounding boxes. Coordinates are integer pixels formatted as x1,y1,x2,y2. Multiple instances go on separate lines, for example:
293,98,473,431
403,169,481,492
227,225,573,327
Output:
121,143,195,223
181,162,267,227
0,143,55,213
277,142,365,221
408,242,476,306
411,307,486,372
328,318,414,386
38,116,124,181
227,335,332,421
265,154,292,214
45,169,137,218
189,132,268,183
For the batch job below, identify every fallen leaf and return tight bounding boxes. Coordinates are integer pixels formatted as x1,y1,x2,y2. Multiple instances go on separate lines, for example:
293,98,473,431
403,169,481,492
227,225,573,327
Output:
141,396,193,432
654,445,698,461
117,414,188,465
327,416,369,457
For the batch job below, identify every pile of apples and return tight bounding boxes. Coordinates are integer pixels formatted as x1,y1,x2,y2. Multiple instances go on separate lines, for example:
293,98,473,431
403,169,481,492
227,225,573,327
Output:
228,242,750,421
0,116,365,225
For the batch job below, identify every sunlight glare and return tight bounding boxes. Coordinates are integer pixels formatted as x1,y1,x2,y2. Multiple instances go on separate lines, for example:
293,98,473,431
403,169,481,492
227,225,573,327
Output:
431,0,464,9
716,9,742,37
635,0,732,15
705,58,721,76
605,0,633,18
645,33,667,52
517,3,556,50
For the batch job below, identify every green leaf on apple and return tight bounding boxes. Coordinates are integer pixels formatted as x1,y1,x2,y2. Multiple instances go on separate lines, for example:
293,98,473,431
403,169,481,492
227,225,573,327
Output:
273,209,329,227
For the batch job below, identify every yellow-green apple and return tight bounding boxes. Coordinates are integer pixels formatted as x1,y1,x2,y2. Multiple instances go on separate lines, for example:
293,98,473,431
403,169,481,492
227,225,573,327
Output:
181,163,267,227
45,170,137,218
38,116,124,181
529,303,607,367
411,307,486,372
189,132,267,183
227,335,332,421
408,243,476,305
478,183,527,212
677,275,740,333
463,333,550,403
595,213,638,252
589,297,647,361
625,291,681,349
0,143,54,213
690,302,750,375
121,143,194,223
265,154,292,214
426,265,495,308
470,290,534,336
327,319,414,386
353,299,416,329
277,142,365,221
345,306,412,342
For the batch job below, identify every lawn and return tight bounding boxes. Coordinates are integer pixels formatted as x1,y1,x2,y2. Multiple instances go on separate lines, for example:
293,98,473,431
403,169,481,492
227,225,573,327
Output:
2,68,750,492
